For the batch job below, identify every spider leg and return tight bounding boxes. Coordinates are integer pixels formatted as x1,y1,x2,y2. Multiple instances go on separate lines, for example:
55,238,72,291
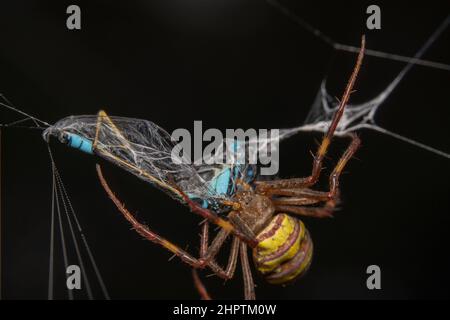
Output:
328,133,361,197
197,221,255,299
269,133,360,199
240,242,256,300
272,191,336,218
272,195,323,206
265,188,328,198
191,222,240,300
273,133,360,218
200,222,240,280
275,204,336,218
192,269,212,300
96,164,208,268
97,163,249,272
200,225,229,262
96,164,215,268
255,37,365,193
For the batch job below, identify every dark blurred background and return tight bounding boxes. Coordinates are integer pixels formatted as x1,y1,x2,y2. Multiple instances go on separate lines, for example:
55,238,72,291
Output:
0,0,449,299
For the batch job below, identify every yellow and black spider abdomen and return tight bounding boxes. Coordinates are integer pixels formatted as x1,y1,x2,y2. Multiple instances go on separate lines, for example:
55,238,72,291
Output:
252,213,313,285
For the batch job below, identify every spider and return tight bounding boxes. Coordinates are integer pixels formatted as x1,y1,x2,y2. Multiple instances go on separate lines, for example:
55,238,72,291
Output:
95,36,365,300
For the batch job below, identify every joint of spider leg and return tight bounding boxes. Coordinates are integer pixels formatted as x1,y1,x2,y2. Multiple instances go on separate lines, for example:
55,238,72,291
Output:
327,191,337,201
328,184,341,201
197,257,209,269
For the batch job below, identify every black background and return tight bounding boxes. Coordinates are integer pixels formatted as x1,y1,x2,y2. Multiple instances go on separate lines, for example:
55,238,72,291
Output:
0,0,449,299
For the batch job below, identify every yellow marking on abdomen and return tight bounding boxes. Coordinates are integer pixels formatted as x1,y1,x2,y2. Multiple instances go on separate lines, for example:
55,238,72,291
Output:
253,214,313,284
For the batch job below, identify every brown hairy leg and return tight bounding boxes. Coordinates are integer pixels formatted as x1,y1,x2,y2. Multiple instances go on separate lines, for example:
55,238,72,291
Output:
192,269,212,300
255,37,365,193
271,133,361,218
240,242,256,300
97,164,242,272
199,222,240,280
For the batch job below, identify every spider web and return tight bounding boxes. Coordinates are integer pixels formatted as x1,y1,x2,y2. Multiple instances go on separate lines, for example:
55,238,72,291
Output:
267,0,450,159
